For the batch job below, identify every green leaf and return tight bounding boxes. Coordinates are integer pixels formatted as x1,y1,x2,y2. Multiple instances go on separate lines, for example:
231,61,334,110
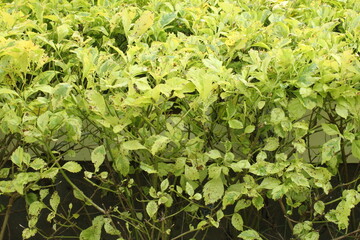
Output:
222,191,241,209
86,90,106,115
0,88,19,96
293,221,314,236
271,108,285,124
122,140,147,150
257,101,266,109
252,42,270,50
41,168,59,179
50,191,60,212
230,160,251,172
53,83,72,100
91,145,106,172
193,193,202,201
224,152,234,163
304,232,320,240
321,123,340,136
160,12,177,27
208,165,222,179
226,101,236,119
39,189,49,201
0,168,9,178
321,137,341,164
65,118,82,142
37,111,50,132
151,135,170,155
259,177,281,189
103,218,121,235
11,147,31,168
293,139,306,153
352,140,360,159
299,87,313,97
207,150,222,159
57,24,71,41
244,125,255,133
235,199,252,212
130,11,154,38
22,228,37,239
252,195,264,210
146,200,158,218
335,104,348,119
185,165,200,180
270,185,288,200
197,220,208,230
140,162,157,174
217,210,224,221
238,229,262,240
160,179,169,192
229,119,244,129
288,98,306,120
80,216,105,240
33,71,58,85
187,68,215,100
203,177,224,205
29,201,45,216
62,161,82,173
231,213,244,231
256,151,267,162
202,56,223,73
208,216,220,228
314,201,325,215
290,173,309,187
263,137,279,151
25,193,38,205
186,182,194,196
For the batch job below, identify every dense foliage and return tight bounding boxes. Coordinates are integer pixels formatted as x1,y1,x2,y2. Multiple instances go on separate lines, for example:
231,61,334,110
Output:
0,0,360,239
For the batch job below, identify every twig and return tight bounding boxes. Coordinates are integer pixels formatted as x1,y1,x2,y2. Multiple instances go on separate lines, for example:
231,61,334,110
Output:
0,193,19,240
277,199,293,231
332,228,360,240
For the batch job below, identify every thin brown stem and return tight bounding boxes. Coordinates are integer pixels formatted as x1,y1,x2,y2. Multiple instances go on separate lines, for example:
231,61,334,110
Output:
0,193,19,240
277,199,293,231
332,227,360,240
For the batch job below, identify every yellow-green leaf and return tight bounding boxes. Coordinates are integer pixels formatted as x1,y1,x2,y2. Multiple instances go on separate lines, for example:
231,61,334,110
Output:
203,177,224,205
130,11,154,38
62,161,82,173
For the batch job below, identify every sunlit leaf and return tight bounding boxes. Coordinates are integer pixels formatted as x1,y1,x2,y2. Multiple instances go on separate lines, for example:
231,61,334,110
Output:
130,10,154,38
314,201,325,215
238,229,262,240
62,161,82,173
80,216,105,240
50,191,60,212
146,200,158,218
11,147,31,168
203,177,224,205
352,140,360,159
229,119,244,129
91,145,106,172
321,123,340,136
231,213,244,231
122,140,147,151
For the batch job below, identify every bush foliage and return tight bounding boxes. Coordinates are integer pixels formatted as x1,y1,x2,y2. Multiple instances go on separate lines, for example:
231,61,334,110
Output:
0,0,360,239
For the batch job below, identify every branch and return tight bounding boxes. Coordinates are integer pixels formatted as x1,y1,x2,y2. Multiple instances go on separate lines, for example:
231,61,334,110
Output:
0,193,19,240
333,228,360,240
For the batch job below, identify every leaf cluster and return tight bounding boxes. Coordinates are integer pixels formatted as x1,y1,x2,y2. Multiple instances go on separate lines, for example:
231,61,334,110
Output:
0,0,360,239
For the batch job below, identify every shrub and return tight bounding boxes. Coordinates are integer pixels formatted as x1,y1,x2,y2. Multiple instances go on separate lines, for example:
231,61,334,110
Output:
0,0,359,239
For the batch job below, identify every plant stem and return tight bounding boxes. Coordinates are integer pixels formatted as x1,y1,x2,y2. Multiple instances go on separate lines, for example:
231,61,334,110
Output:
277,199,293,231
171,226,206,240
333,228,360,240
0,193,19,240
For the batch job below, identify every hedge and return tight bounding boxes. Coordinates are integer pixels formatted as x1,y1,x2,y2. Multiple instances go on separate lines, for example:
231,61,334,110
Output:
0,0,359,239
